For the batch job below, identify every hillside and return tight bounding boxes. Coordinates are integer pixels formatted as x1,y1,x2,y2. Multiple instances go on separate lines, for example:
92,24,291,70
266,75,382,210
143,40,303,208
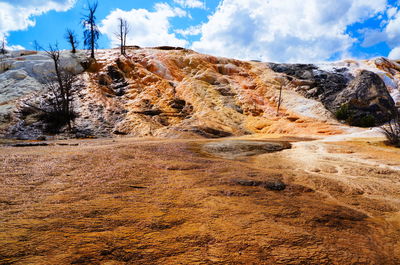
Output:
1,48,400,264
1,47,399,140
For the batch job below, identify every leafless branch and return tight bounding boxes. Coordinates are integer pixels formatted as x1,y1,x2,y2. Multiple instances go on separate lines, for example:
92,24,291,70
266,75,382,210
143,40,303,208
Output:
115,18,130,55
65,29,79,53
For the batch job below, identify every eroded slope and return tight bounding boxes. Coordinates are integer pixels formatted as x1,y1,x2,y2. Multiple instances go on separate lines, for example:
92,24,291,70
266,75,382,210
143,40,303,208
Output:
73,48,343,138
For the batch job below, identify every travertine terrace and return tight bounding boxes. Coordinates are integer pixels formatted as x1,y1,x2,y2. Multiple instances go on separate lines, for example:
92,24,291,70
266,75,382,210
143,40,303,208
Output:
1,135,400,264
1,48,400,264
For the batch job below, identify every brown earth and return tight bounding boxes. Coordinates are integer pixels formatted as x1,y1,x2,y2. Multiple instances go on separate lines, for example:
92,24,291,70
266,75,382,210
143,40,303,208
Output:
0,136,400,264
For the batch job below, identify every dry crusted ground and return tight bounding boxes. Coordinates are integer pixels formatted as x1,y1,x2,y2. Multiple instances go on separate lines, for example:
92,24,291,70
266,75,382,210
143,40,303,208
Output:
0,136,400,265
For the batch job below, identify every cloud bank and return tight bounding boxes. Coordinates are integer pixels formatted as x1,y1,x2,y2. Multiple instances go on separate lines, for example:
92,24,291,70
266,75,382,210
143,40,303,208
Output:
191,0,388,62
0,0,76,38
173,0,205,9
5,0,400,62
99,3,188,48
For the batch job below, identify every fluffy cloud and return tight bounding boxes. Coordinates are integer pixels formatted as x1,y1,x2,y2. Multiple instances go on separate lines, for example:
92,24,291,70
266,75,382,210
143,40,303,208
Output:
385,8,400,59
361,6,400,59
0,0,76,37
99,3,188,48
176,25,202,37
191,0,388,62
388,47,400,59
1,38,25,51
173,0,205,9
360,28,387,48
385,8,400,45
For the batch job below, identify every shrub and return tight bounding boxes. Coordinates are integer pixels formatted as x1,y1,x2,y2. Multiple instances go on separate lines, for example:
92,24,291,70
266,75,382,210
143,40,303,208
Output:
19,104,77,133
37,109,77,133
348,114,376,128
381,119,400,147
335,104,350,120
335,104,376,127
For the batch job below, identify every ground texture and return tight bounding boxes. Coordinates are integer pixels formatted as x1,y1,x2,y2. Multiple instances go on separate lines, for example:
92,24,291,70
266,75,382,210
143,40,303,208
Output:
0,136,400,264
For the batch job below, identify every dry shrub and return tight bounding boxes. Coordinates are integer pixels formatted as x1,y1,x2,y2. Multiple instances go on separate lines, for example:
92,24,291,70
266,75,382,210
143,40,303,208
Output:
381,118,400,147
21,45,79,133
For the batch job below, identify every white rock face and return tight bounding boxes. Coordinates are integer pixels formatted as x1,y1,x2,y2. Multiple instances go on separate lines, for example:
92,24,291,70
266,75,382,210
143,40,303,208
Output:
0,50,85,116
281,90,336,122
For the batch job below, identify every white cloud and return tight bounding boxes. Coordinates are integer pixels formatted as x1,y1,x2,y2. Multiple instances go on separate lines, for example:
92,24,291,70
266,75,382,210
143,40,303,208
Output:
1,37,25,51
369,6,400,59
173,0,205,9
385,8,400,45
0,0,76,36
176,25,202,37
388,46,400,59
6,44,25,51
387,7,398,18
360,28,387,47
99,4,188,48
191,0,387,62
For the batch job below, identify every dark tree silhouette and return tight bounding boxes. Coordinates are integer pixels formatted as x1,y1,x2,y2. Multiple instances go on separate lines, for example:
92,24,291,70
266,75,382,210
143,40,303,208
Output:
82,1,100,59
23,44,78,132
0,37,6,55
115,18,130,55
65,29,79,53
43,44,77,130
33,40,40,51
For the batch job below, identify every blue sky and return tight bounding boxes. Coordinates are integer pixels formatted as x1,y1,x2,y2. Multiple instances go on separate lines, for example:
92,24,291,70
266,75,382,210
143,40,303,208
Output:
5,0,219,50
1,0,400,62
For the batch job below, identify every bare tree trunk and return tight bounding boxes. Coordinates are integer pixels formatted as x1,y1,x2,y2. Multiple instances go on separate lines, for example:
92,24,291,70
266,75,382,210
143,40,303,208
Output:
119,19,123,55
123,23,128,55
91,23,95,59
277,85,283,115
0,37,6,55
71,42,76,53
83,1,99,60
115,18,130,55
33,40,40,52
40,44,78,132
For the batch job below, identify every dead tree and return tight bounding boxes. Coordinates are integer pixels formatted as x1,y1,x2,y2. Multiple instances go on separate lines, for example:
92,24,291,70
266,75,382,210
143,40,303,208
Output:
43,44,77,130
1,38,9,72
65,29,79,53
23,44,78,132
123,20,129,54
33,40,40,51
276,84,283,115
115,18,130,55
381,113,400,147
0,37,6,55
82,1,100,59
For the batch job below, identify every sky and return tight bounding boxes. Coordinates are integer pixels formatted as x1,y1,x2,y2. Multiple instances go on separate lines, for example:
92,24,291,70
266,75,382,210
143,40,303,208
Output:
1,0,400,63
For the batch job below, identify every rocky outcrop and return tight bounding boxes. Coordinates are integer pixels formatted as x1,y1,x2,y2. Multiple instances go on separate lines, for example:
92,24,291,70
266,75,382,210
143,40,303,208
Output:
333,70,397,126
66,48,343,139
269,63,398,126
269,63,351,107
2,48,400,139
